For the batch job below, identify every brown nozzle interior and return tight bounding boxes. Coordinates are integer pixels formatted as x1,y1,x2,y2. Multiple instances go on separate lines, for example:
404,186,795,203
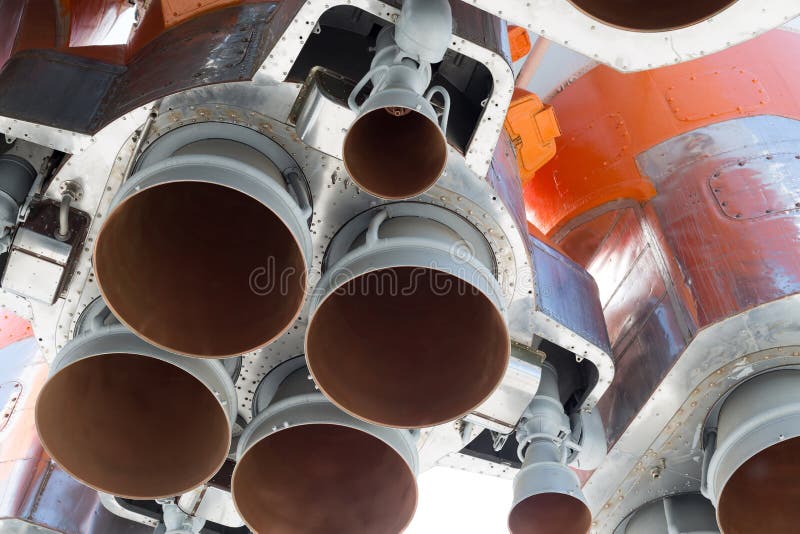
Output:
35,353,230,499
232,423,417,534
307,266,509,428
568,0,737,31
343,108,447,199
717,437,800,534
95,181,306,358
508,493,593,534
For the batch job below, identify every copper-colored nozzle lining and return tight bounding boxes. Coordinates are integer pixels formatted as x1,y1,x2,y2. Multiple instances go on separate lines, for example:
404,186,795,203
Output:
508,493,593,534
35,353,230,499
232,424,417,534
95,181,306,358
307,266,509,428
718,437,800,534
343,109,447,199
568,0,737,31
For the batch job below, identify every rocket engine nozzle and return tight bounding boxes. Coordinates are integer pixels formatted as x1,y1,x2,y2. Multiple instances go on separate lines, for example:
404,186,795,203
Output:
306,207,509,428
94,123,311,358
509,363,592,534
509,492,593,534
343,93,448,200
232,363,419,534
568,0,738,31
343,8,452,200
34,326,236,499
705,368,800,534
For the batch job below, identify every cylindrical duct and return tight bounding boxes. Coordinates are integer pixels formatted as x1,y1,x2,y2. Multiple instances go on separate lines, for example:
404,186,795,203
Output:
306,205,509,428
35,325,237,499
705,368,800,534
0,154,36,205
567,0,738,31
0,154,36,232
94,122,312,358
232,358,418,533
509,363,592,534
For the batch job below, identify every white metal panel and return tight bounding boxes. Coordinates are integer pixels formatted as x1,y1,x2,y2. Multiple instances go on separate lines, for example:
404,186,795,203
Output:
469,0,800,72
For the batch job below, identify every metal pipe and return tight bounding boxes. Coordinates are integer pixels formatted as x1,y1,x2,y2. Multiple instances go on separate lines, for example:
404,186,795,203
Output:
516,37,551,89
122,108,158,183
56,193,71,239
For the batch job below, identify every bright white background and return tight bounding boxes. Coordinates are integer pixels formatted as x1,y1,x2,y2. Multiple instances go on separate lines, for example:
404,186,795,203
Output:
406,467,513,533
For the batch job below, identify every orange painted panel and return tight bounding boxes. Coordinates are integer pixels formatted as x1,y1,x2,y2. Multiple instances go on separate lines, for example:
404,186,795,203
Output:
507,25,531,62
0,312,33,351
525,29,800,235
504,88,561,185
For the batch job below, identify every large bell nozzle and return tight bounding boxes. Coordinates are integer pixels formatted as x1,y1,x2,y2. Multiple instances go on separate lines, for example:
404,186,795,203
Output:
34,325,236,499
509,363,592,534
617,493,719,534
94,123,312,358
704,369,800,533
232,359,419,533
567,0,737,31
344,20,451,200
306,205,509,428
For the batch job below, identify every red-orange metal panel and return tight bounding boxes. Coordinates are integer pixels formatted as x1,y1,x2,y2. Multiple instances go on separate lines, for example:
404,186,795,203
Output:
525,29,800,236
62,0,130,47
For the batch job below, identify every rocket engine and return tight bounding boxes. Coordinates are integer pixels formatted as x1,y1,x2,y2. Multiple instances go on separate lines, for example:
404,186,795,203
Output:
703,370,800,534
232,358,418,533
509,363,593,534
35,305,237,499
306,204,510,428
342,0,452,200
1,0,797,531
566,0,737,31
94,123,312,358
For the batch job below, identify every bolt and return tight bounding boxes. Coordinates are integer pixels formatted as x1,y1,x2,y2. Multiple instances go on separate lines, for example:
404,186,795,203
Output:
651,466,663,479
